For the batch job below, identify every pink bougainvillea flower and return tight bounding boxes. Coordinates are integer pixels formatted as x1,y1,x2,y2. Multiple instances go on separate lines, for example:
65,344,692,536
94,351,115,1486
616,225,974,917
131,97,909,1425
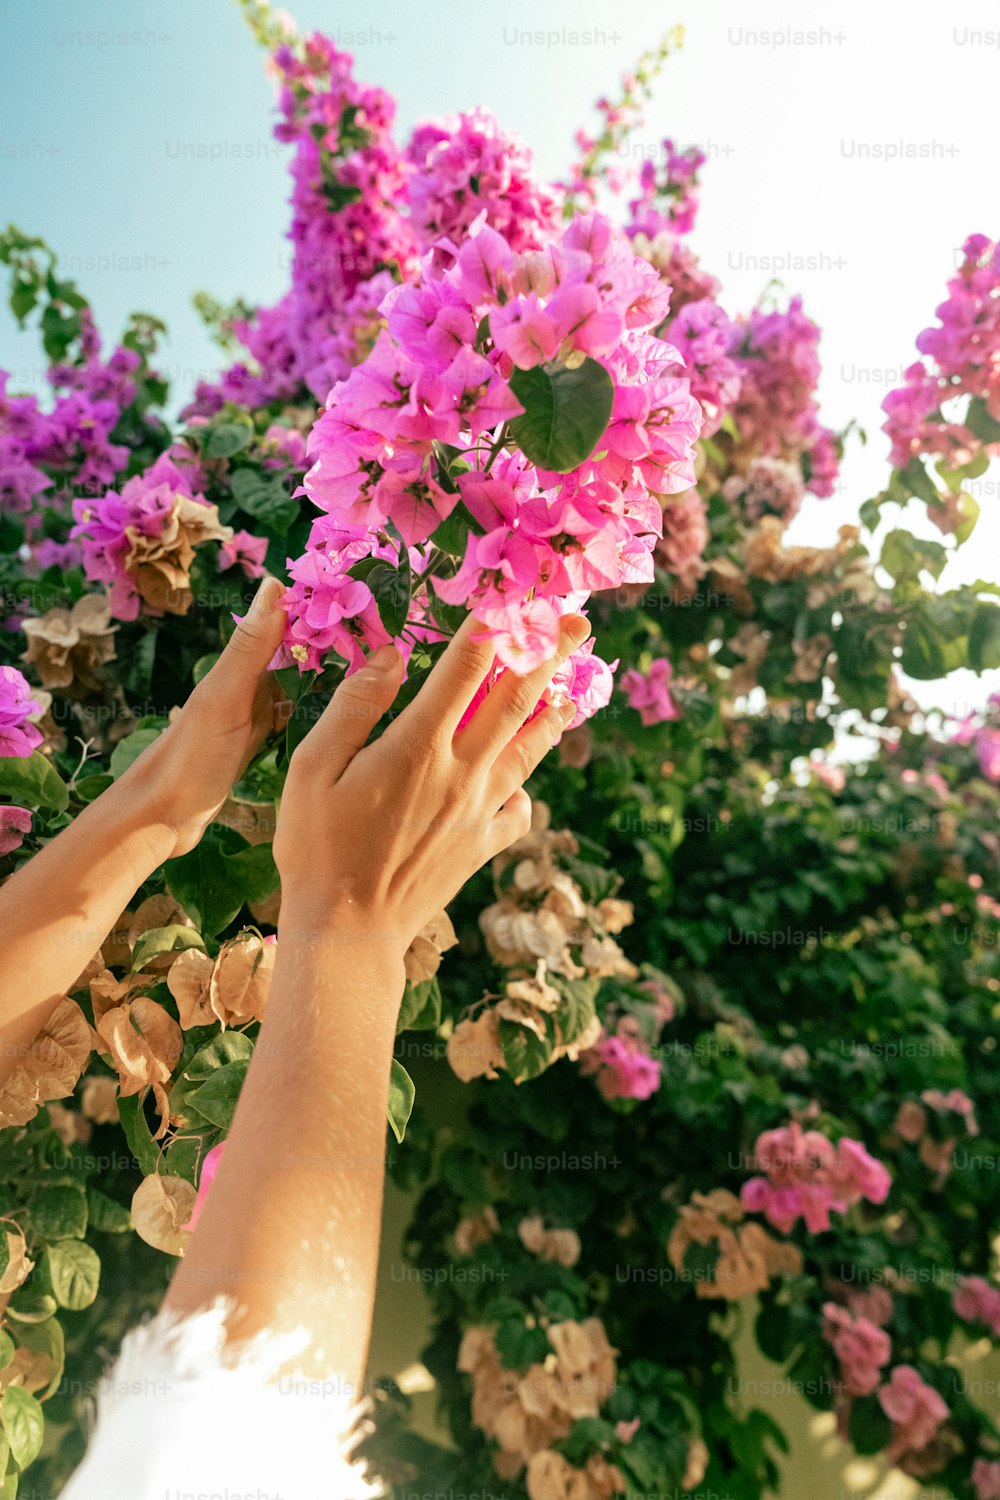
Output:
219,529,269,579
0,666,43,759
0,805,31,856
877,1365,949,1459
620,657,679,726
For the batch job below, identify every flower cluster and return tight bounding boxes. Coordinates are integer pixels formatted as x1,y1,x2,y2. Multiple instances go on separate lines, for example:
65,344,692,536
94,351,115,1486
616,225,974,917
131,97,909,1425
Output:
953,1275,1000,1338
286,210,701,683
727,297,839,498
821,1302,891,1395
0,321,136,516
71,452,233,619
877,1365,949,1466
627,139,706,240
667,1188,803,1300
883,234,1000,471
740,1121,891,1233
458,1318,618,1483
406,108,562,254
447,804,640,1085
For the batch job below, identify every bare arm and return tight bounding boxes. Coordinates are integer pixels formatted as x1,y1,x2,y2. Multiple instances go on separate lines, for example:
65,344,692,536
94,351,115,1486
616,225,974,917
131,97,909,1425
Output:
162,611,590,1394
0,577,288,1088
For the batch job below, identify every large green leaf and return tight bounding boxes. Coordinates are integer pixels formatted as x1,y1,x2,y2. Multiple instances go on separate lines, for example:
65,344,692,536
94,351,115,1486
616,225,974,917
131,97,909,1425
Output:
45,1241,100,1311
166,829,279,936
367,556,411,638
2,1385,43,1469
509,358,614,473
186,1061,249,1130
131,925,206,972
28,1183,87,1240
0,752,68,813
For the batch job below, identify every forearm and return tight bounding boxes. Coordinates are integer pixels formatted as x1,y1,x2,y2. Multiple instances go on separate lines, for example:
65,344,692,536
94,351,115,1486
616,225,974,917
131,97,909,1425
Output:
162,902,406,1397
0,775,173,1087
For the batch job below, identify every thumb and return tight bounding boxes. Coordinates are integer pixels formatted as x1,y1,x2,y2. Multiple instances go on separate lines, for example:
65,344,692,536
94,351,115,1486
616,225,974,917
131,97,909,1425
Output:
296,645,404,783
209,576,288,700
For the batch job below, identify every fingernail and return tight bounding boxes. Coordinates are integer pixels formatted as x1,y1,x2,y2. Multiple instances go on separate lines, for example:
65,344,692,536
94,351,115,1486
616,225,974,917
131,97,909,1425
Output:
368,644,401,672
562,615,591,649
248,576,283,617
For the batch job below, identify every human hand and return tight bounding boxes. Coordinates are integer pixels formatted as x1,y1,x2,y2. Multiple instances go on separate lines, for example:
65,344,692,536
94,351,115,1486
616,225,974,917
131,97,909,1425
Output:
120,576,288,859
272,611,592,962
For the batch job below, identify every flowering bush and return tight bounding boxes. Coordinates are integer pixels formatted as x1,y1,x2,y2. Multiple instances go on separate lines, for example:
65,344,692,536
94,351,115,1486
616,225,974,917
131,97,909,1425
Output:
0,5,999,1497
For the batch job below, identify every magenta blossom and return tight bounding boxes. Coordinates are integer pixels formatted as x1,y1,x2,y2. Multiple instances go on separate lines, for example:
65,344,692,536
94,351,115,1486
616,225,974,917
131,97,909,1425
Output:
580,1031,661,1101
219,530,269,580
0,667,43,759
0,806,31,856
877,1366,949,1460
620,657,679,726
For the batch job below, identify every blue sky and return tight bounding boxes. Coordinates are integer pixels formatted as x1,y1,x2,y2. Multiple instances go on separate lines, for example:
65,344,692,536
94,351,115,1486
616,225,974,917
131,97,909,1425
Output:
2,0,999,716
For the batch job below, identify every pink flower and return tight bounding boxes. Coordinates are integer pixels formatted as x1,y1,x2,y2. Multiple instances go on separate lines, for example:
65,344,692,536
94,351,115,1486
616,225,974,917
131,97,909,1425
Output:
580,1031,661,1101
0,666,43,759
620,657,679,726
182,1142,226,1234
822,1303,891,1396
0,805,31,855
977,727,1000,782
811,759,846,793
877,1366,948,1459
219,530,269,579
953,1276,1000,1337
741,1123,890,1234
973,1459,1000,1500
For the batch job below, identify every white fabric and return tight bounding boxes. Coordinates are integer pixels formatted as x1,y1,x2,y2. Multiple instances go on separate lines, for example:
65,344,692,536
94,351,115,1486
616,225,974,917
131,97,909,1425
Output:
61,1297,377,1499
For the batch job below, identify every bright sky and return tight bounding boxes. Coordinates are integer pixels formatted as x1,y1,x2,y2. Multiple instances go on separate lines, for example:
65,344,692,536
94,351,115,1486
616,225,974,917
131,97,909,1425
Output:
2,0,998,718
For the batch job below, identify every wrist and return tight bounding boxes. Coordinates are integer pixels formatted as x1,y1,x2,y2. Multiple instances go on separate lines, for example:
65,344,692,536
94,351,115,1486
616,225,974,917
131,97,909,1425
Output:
84,769,176,878
276,892,409,972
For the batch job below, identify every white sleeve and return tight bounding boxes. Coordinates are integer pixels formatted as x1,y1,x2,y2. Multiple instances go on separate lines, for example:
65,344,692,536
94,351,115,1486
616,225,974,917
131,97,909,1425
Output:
59,1297,379,1500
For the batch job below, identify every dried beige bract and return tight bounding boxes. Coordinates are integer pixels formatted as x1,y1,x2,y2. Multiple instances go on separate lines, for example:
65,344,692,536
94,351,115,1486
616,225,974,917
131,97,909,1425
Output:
0,1228,34,1295
96,998,183,1136
123,495,232,616
127,895,195,971
21,594,117,695
0,998,94,1128
167,930,276,1030
131,1173,197,1256
404,909,458,985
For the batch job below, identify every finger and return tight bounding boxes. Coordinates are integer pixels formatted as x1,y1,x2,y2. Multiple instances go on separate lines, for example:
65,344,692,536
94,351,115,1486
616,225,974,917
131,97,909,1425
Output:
456,614,590,760
199,576,288,711
290,644,404,784
490,699,576,806
402,611,497,739
487,787,533,858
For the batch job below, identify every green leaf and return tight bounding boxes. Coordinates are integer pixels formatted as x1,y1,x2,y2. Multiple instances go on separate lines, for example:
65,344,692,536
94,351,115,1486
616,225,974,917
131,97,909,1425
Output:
880,528,947,584
230,467,298,534
508,358,614,473
396,977,442,1034
0,1333,13,1371
495,1317,550,1369
898,457,940,506
430,500,484,554
964,396,1000,444
499,1015,556,1083
205,422,252,459
130,925,206,972
86,1186,133,1234
116,1093,160,1176
0,752,68,813
847,1393,893,1455
387,1059,414,1143
968,603,1000,671
186,1061,249,1130
368,556,411,638
2,1385,43,1469
29,1182,87,1240
184,1031,254,1080
45,1240,100,1310
166,832,278,936
6,1293,56,1325
109,723,165,780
